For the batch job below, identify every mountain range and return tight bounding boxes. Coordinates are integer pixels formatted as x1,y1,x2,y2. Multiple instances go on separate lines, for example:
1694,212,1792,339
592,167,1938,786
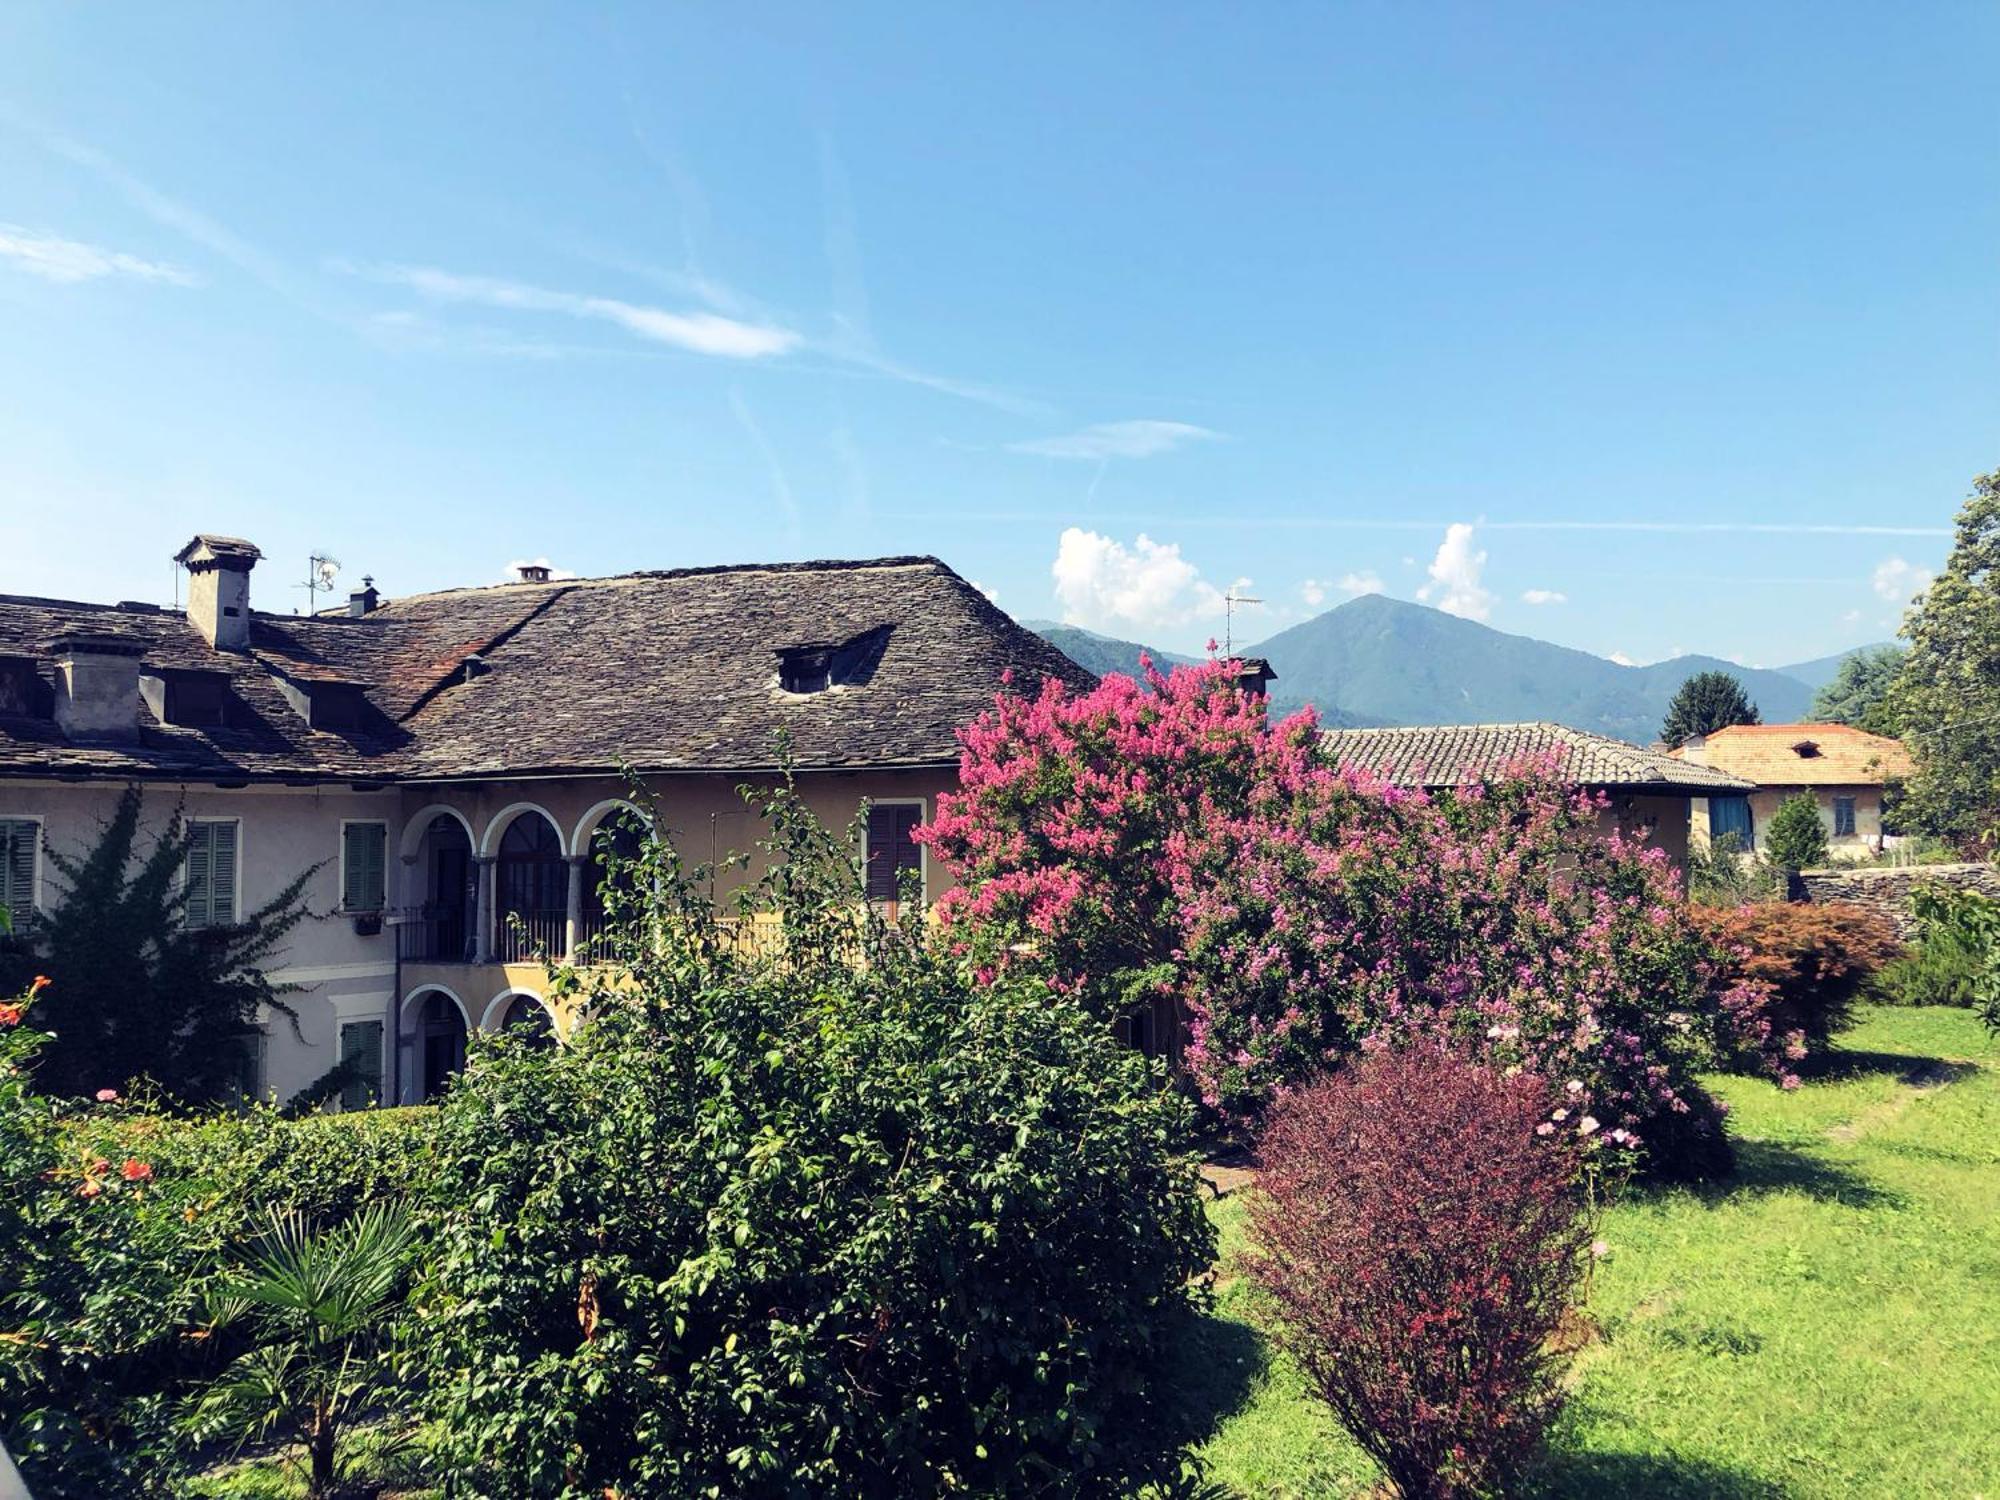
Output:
1028,598,1891,745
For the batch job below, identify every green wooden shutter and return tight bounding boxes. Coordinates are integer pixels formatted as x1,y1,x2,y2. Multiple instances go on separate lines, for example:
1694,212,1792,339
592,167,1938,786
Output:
185,822,213,928
340,1020,383,1112
0,819,34,921
186,821,238,928
344,823,386,911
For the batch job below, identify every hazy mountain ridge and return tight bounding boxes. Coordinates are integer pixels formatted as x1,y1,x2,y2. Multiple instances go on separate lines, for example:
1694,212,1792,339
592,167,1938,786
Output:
1027,598,1887,744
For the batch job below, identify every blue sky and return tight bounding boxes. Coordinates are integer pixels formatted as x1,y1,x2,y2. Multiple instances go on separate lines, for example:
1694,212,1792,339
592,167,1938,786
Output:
2,5,1992,666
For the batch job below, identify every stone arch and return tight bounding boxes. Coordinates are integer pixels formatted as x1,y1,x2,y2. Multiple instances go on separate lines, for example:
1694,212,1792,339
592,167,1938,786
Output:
479,801,569,858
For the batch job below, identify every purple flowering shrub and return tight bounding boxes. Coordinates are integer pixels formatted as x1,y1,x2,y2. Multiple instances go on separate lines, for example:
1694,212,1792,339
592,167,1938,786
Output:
1246,1045,1595,1500
923,658,1779,1177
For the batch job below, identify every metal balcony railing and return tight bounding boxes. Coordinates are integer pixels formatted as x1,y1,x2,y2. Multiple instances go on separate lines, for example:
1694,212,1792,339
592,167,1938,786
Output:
494,908,567,964
394,905,472,963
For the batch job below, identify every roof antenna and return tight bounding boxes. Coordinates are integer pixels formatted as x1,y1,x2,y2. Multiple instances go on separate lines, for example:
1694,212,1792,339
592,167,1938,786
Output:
1223,591,1262,657
297,552,341,615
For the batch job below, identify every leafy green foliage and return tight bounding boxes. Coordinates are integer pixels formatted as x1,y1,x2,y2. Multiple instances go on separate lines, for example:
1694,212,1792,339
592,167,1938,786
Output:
1903,883,2000,1031
1891,469,2000,850
1809,645,1907,735
0,976,432,1500
417,777,1215,1498
0,787,319,1105
1763,792,1830,873
186,1206,417,1498
1661,670,1761,747
1685,833,1784,906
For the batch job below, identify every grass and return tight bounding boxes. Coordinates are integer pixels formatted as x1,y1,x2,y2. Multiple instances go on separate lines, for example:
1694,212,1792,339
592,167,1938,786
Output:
1176,1006,2000,1498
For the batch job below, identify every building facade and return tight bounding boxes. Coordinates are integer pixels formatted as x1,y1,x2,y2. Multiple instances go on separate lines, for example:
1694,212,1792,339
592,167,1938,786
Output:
1673,723,1915,860
1319,720,1757,869
0,537,1090,1108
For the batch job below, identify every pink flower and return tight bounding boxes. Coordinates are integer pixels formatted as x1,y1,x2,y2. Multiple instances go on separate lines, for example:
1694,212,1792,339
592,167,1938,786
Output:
1535,1122,1555,1137
1578,1116,1600,1135
1590,1239,1610,1259
95,1088,119,1103
1565,1080,1584,1096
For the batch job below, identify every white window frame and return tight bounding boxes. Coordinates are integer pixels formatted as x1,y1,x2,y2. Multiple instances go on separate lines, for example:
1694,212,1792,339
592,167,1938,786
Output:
0,814,45,923
862,797,928,904
338,818,390,914
183,816,243,929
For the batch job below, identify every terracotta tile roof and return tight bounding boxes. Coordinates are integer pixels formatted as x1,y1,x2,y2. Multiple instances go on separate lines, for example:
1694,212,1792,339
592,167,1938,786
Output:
1668,723,1914,787
0,556,1092,784
1322,721,1755,793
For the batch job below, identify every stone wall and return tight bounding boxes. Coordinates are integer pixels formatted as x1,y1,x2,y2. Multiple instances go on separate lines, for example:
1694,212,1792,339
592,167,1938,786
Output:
1798,862,2000,939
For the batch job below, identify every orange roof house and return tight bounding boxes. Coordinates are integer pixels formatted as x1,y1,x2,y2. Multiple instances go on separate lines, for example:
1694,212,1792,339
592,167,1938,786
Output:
1671,723,1914,859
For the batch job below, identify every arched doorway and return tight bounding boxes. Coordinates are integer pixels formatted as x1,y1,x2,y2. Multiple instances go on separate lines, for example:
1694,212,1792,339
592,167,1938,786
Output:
579,809,647,958
498,993,556,1047
408,813,474,961
495,812,567,961
417,990,467,1101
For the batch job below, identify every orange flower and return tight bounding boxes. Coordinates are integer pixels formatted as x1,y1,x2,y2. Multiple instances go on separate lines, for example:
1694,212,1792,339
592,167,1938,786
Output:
120,1159,153,1183
30,975,50,993
0,1003,22,1028
77,1180,102,1199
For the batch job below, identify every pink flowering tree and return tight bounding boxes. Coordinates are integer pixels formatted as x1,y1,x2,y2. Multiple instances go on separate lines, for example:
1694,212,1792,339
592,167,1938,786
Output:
924,659,1777,1178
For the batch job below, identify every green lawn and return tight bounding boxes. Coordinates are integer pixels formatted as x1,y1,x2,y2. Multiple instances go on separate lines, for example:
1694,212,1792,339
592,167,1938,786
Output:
1178,1006,2000,1499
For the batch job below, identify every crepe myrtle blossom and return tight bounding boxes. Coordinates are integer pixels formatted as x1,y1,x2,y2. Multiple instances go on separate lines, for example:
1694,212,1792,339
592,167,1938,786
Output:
923,657,1781,1174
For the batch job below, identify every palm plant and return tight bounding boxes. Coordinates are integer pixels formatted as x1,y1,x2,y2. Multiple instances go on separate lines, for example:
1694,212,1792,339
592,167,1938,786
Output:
186,1203,416,1498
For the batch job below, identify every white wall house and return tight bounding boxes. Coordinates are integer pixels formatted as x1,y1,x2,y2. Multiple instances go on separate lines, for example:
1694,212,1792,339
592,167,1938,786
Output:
0,535,1090,1107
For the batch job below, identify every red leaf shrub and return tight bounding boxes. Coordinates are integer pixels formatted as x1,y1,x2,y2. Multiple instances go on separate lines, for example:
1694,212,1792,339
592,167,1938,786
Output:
1245,1046,1594,1500
1694,901,1904,1077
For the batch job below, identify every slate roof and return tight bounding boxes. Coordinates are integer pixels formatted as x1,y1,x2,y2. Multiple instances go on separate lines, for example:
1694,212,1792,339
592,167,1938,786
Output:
0,557,1093,783
1321,722,1755,794
1668,723,1914,787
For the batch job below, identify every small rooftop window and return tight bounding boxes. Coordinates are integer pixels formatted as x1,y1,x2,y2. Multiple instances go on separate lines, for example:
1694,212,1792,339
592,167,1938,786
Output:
775,625,893,696
0,655,49,718
1791,740,1822,758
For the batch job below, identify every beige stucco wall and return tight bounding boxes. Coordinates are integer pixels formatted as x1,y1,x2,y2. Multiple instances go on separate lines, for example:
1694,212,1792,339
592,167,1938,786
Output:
0,779,403,1104
0,766,958,1108
1595,793,1691,869
1692,785,1885,859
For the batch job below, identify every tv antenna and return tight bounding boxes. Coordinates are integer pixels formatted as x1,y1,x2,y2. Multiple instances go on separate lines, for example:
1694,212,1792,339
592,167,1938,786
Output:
1223,592,1262,656
297,552,341,614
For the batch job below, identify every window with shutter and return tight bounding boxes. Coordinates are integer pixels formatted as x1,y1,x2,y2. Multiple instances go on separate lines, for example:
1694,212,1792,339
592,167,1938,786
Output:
342,822,387,912
185,820,240,928
339,1020,384,1112
0,818,38,925
1833,797,1857,838
865,804,924,902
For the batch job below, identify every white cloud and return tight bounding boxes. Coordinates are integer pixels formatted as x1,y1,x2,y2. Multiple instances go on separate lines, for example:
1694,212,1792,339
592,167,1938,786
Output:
1337,570,1384,597
1051,528,1231,632
971,579,999,604
1299,579,1327,608
1416,523,1494,622
1609,651,1636,667
1871,555,1934,603
1011,420,1222,460
358,264,800,359
1521,588,1568,606
1841,608,1862,624
0,225,197,285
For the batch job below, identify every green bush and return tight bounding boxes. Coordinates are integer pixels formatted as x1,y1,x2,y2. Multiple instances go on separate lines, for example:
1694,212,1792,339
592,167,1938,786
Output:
1878,883,2000,1029
0,986,433,1500
417,781,1215,1498
1763,792,1831,874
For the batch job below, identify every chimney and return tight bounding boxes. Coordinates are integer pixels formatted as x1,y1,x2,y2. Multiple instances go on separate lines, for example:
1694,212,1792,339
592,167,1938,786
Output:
48,631,146,741
1678,734,1709,763
515,562,553,584
1232,657,1277,699
174,535,262,651
347,576,380,617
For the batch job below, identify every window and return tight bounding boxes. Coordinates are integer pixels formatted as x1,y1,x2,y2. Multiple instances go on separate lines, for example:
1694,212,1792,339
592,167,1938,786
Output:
232,1030,265,1102
342,821,387,912
184,819,239,929
1833,796,1857,838
865,803,924,902
0,817,39,927
311,685,364,731
166,674,228,727
339,1019,383,1112
1708,796,1754,851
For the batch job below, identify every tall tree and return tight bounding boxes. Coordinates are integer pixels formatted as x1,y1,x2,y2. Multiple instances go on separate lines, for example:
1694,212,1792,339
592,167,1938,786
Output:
1810,646,1907,735
1892,470,2000,850
2,787,317,1105
1661,670,1761,747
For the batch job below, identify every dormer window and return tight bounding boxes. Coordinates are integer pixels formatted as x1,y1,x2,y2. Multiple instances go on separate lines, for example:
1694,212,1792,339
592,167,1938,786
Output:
143,669,231,728
1791,740,1822,759
309,683,365,731
0,655,49,718
775,625,893,697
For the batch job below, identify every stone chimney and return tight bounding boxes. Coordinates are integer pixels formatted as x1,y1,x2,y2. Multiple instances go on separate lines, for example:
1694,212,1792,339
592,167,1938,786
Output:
1678,734,1709,763
515,562,553,584
174,534,262,651
347,576,380,617
48,631,146,741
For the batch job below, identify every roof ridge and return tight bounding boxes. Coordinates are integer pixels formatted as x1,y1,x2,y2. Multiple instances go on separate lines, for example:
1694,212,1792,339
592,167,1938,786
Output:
379,554,948,608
